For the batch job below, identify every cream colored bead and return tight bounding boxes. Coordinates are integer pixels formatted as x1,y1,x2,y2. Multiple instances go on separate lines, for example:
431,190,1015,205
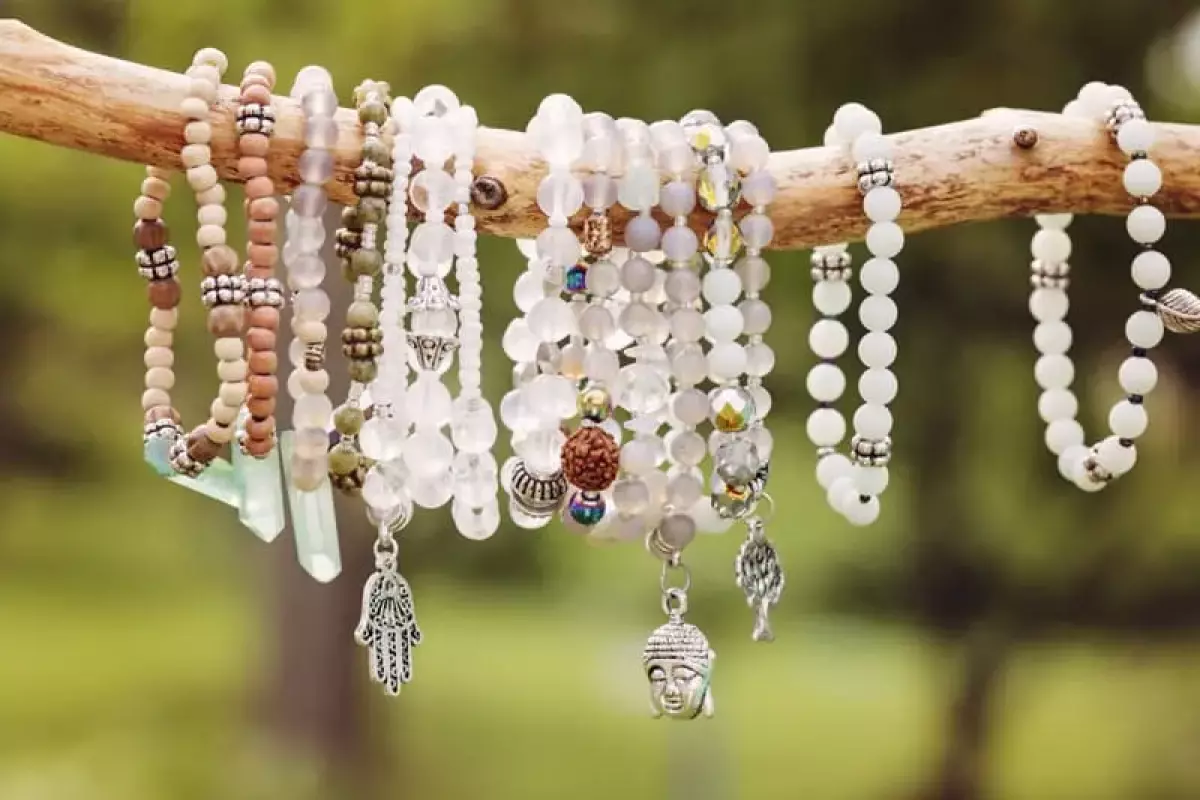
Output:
149,307,179,331
286,370,305,400
144,346,174,369
141,388,171,410
214,336,244,361
180,96,210,120
195,184,226,207
145,366,175,391
186,165,218,193
186,64,221,85
192,47,228,73
133,196,163,220
293,319,327,344
141,176,171,200
197,203,227,227
144,326,173,348
146,166,173,180
210,399,241,426
189,78,218,105
244,60,277,85
217,359,248,382
196,224,226,248
219,381,249,407
184,121,212,145
181,144,212,169
299,369,330,394
205,420,235,444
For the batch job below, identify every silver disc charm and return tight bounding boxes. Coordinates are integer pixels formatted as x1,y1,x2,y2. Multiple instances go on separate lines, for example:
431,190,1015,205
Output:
734,517,784,642
354,542,422,696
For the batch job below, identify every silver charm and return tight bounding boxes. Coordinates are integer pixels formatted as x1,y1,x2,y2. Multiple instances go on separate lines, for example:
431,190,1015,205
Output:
354,535,422,696
407,276,461,313
1146,288,1200,334
734,516,784,642
644,561,715,721
406,334,459,372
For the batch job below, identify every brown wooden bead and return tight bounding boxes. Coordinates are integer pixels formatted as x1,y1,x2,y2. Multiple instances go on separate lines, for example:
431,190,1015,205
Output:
237,156,268,179
248,243,278,268
248,349,277,375
561,426,620,491
245,416,275,439
245,327,276,352
248,219,276,245
246,308,280,331
134,219,168,249
147,278,182,309
186,427,222,463
244,175,274,200
240,84,272,107
239,133,270,159
144,406,181,424
246,396,276,419
248,374,278,399
247,196,279,221
243,436,274,457
206,305,245,337
240,73,271,91
201,244,239,276
244,265,274,281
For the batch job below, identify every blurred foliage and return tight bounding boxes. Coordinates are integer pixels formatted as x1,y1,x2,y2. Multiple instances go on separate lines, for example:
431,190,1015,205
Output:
3,0,1200,798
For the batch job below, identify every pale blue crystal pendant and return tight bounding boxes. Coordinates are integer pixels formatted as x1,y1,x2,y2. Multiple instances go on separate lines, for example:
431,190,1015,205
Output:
166,456,241,508
231,435,287,542
280,431,342,583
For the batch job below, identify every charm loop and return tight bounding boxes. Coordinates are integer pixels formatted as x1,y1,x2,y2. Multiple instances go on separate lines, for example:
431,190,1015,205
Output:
661,586,689,617
660,560,692,596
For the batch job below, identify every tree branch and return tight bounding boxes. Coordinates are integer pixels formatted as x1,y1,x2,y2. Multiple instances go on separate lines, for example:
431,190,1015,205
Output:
3,18,1200,250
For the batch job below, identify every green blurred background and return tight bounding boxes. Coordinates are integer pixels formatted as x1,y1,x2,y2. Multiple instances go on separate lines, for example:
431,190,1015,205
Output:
4,1,1200,798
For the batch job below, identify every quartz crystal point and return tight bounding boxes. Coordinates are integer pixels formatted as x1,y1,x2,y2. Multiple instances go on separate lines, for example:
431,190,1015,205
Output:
231,435,286,542
164,455,241,509
281,431,342,582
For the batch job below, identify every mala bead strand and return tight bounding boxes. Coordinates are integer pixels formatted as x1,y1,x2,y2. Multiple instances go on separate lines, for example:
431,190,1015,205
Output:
330,79,392,495
814,102,902,526
1034,83,1176,490
283,66,338,491
237,60,283,458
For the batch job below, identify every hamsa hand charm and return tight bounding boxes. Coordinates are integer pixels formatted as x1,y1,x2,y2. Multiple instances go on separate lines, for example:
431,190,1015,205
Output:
734,518,784,642
354,558,422,696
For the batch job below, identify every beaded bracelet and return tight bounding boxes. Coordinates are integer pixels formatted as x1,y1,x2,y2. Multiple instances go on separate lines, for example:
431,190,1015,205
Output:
141,46,245,482
808,102,902,527
1032,82,1186,490
329,79,392,495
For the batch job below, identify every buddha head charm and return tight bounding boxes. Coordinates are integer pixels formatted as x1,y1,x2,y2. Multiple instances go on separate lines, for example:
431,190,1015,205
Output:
643,574,715,720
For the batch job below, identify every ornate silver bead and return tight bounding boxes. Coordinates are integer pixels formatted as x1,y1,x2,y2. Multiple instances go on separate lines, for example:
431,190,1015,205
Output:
1031,258,1070,290
167,436,205,478
1104,99,1145,137
136,246,179,280
856,158,895,194
851,435,892,467
508,459,568,515
406,334,459,373
1147,287,1200,334
200,273,248,308
810,248,852,282
236,102,276,137
246,276,286,309
406,276,460,313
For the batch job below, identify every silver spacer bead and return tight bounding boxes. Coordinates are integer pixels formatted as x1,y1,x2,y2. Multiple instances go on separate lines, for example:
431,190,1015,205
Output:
246,276,286,309
406,334,459,373
1030,259,1070,290
856,158,895,194
850,435,892,467
235,102,277,137
167,436,205,478
137,246,179,280
1104,99,1145,137
810,249,853,283
200,273,248,308
509,460,569,515
406,276,461,313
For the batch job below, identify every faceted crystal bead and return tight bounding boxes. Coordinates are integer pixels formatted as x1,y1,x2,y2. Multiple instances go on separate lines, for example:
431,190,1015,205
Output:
452,499,500,540
536,174,584,219
232,437,286,542
280,432,341,582
710,386,757,432
359,415,408,461
516,427,566,476
410,467,455,509
698,163,740,211
452,451,499,507
407,373,454,429
412,116,454,167
404,430,455,478
362,460,412,526
619,363,670,415
451,396,498,453
703,215,744,263
167,457,241,508
410,169,457,214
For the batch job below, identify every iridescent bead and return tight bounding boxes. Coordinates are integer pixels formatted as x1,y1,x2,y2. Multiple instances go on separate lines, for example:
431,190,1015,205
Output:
578,385,613,422
565,263,588,294
703,214,744,264
709,386,757,433
715,438,761,487
567,490,606,526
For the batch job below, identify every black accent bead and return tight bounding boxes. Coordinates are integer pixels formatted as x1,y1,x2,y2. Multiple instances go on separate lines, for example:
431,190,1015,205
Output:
1128,394,1144,404
1119,438,1135,447
858,495,871,504
1145,289,1162,299
818,401,831,409
1132,347,1147,357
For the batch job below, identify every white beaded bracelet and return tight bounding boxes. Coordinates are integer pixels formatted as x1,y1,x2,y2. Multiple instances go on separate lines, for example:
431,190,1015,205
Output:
1032,82,1174,490
808,102,903,527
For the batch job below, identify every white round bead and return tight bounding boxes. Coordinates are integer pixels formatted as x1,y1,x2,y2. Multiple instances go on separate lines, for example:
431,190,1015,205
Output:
1095,435,1137,476
1037,388,1078,422
704,305,745,342
1126,205,1166,244
1033,321,1072,355
1045,418,1085,455
1131,250,1170,290
1072,468,1107,494
806,408,846,447
851,132,891,163
1031,229,1072,263
858,332,897,369
863,186,902,222
1029,288,1069,322
809,319,849,359
859,368,898,405
1124,310,1164,349
816,452,854,490
707,342,747,381
813,280,852,315
1108,400,1148,439
859,295,898,331
1116,118,1155,155
865,222,905,258
852,404,893,439
806,363,846,402
832,102,882,142
1118,356,1157,395
860,258,899,296
826,476,859,515
702,268,743,305
1056,444,1087,482
844,495,882,527
854,464,889,496
1123,160,1162,198
1034,354,1075,390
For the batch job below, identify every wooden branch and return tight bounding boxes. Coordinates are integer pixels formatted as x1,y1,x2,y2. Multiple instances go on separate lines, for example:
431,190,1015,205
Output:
3,18,1200,249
